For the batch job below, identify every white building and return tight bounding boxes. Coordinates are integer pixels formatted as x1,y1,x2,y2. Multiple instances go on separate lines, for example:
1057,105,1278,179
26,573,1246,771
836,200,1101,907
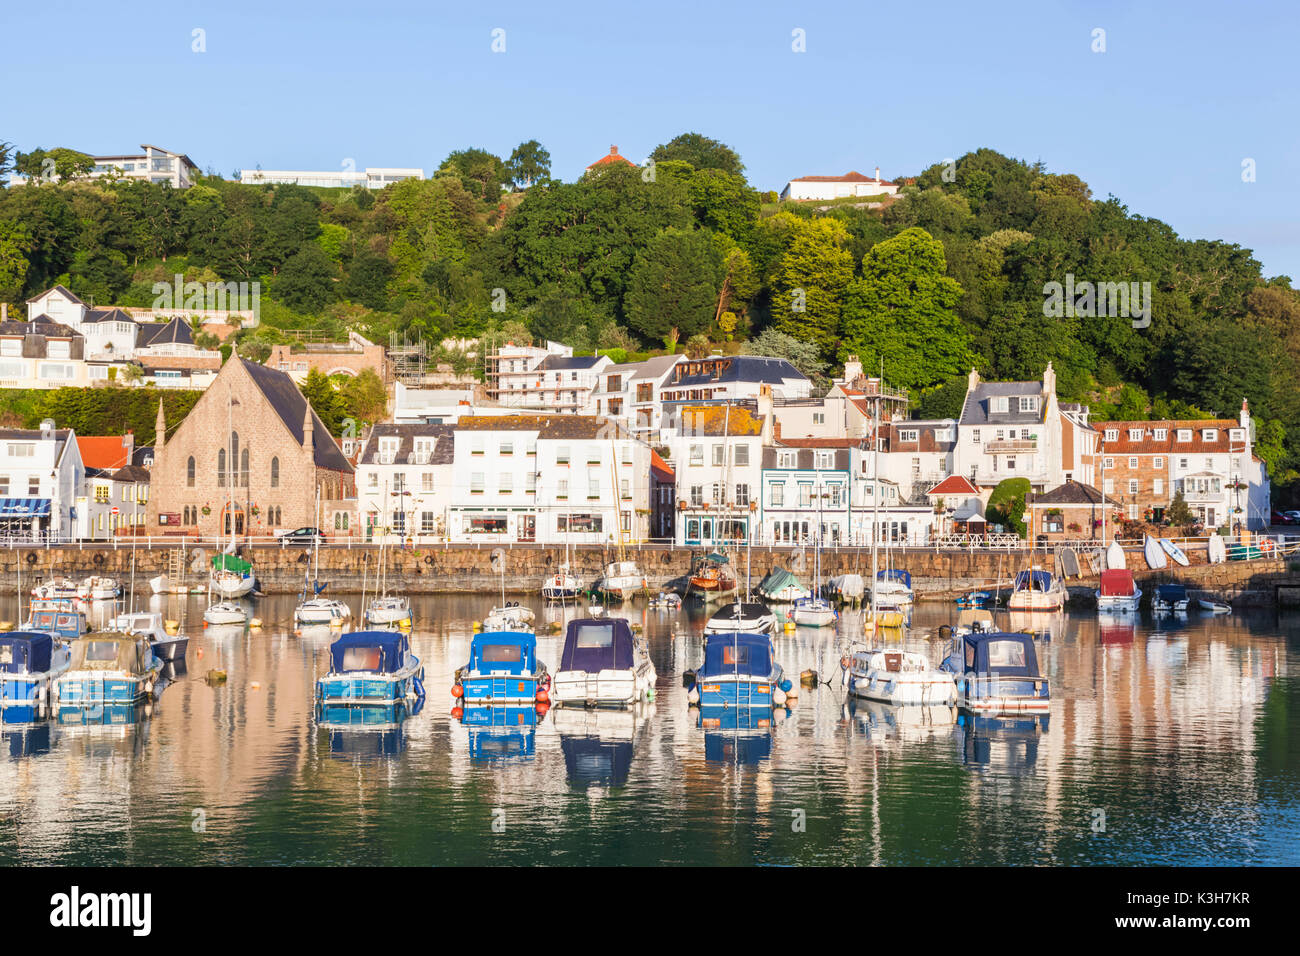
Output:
587,353,683,442
449,415,650,545
659,355,810,439
355,424,455,543
849,444,938,546
391,383,514,425
760,440,851,546
0,421,84,541
780,168,899,202
7,144,199,189
238,167,424,189
670,402,771,548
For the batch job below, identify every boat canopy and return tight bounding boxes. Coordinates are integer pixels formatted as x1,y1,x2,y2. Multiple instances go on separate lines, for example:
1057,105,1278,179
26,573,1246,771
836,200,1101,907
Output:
830,574,864,599
23,606,85,639
699,632,774,680
329,630,409,674
560,618,634,672
1013,569,1054,593
877,569,912,588
212,553,252,573
760,568,803,593
469,630,538,674
710,603,770,623
704,552,729,564
1155,583,1188,600
1099,569,1136,597
961,632,1041,678
0,632,55,674
67,633,154,674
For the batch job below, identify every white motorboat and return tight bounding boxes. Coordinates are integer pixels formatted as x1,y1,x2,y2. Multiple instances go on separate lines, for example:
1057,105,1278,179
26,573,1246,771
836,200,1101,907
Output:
203,601,247,625
789,596,837,628
365,596,412,627
541,565,581,600
110,610,188,662
597,561,645,602
551,617,656,706
1096,569,1141,613
30,578,80,601
483,603,536,633
1152,584,1190,612
704,601,776,634
295,598,351,627
79,576,120,601
847,648,957,707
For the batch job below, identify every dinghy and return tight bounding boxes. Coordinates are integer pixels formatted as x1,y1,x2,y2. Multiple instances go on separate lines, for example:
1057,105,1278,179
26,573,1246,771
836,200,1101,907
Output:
1060,549,1081,578
1105,541,1126,569
1143,535,1168,570
1159,538,1190,566
1197,598,1232,614
1207,535,1227,564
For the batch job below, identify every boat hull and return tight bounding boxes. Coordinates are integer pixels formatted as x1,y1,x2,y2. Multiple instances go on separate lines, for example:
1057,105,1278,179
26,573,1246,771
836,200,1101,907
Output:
954,673,1050,715
212,576,254,599
693,675,782,708
150,636,188,662
552,662,655,707
1007,590,1065,610
317,660,424,705
1096,592,1141,613
54,668,158,706
461,673,541,704
849,671,957,707
790,606,836,628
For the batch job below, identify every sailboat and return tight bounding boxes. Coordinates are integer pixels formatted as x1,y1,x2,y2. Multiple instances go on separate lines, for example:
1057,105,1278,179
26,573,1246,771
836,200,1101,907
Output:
863,394,906,630
365,505,412,627
209,386,255,600
541,529,581,600
790,499,835,627
597,446,644,603
295,488,350,627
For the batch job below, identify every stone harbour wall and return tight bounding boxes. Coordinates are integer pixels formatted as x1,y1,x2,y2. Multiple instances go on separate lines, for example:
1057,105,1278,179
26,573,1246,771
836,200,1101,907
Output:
0,541,1294,605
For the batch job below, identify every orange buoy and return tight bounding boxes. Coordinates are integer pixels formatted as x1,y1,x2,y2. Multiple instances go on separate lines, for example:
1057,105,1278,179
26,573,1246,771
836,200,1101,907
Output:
535,702,550,717
450,706,463,719
535,688,549,704
451,683,464,698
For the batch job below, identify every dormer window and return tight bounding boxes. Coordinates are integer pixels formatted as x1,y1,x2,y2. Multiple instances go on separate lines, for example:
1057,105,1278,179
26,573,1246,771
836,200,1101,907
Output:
1019,396,1038,413
990,396,1009,414
1230,428,1245,441
1202,428,1218,442
1128,428,1143,441
1177,429,1192,442
899,429,918,442
1104,429,1119,442
1154,428,1168,441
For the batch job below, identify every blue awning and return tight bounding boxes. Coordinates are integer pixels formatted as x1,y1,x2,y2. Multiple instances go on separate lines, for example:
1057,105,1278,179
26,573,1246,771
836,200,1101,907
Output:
0,498,51,518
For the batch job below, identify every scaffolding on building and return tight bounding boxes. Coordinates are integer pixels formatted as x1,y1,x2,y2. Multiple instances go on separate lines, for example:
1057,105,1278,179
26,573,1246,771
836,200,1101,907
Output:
388,331,428,386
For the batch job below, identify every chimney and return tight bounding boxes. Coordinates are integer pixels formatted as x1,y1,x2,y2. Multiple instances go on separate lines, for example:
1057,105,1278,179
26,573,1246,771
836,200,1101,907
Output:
875,166,881,181
610,145,619,157
843,355,863,385
1,303,6,321
1042,360,1056,398
757,385,774,444
1240,397,1250,429
967,367,980,392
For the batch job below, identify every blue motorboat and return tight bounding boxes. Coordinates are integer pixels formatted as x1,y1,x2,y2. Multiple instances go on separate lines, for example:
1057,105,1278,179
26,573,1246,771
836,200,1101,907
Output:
22,598,87,641
53,633,160,706
941,631,1049,715
453,630,548,704
459,704,538,763
0,631,72,717
687,631,791,708
1152,583,1189,612
317,630,425,705
955,590,992,609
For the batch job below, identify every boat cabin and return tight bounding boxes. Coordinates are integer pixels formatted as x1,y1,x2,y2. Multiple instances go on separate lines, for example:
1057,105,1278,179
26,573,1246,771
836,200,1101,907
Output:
23,599,86,640
468,631,539,678
0,632,56,676
943,631,1049,714
698,631,776,681
1099,569,1137,598
1012,569,1054,593
329,631,411,675
560,619,635,674
67,634,155,676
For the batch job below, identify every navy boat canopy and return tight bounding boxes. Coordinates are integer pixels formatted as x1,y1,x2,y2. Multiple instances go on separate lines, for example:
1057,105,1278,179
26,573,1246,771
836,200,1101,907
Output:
329,631,409,674
0,631,54,674
560,618,634,672
878,569,912,587
699,631,774,679
1156,583,1188,599
962,632,1041,678
1013,569,1053,592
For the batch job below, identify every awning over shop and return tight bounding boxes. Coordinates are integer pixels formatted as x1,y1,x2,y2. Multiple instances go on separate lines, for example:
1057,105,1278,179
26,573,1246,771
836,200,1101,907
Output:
0,498,51,518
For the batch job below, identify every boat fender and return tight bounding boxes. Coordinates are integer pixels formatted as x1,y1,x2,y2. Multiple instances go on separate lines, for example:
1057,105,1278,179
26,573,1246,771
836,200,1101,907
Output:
840,655,851,670
779,678,793,693
451,683,464,698
687,685,700,705
451,705,463,720
535,688,549,705
412,676,425,699
773,688,787,706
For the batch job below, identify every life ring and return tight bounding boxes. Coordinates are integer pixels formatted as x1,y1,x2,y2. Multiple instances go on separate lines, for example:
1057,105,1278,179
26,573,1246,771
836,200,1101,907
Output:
1262,539,1275,553
25,553,36,565
92,552,105,567
424,554,434,566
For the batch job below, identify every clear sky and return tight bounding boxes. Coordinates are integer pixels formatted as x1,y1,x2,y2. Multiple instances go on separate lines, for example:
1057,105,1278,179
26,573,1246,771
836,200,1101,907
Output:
4,0,1297,277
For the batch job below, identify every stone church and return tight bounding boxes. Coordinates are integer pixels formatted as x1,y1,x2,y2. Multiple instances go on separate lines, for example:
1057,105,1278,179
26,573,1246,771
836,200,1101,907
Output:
147,352,354,538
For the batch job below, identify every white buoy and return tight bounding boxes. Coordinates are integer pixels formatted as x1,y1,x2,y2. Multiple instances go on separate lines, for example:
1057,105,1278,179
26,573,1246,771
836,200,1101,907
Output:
687,686,700,705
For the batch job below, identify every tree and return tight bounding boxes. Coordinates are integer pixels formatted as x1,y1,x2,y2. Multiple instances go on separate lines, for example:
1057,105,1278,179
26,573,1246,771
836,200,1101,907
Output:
338,368,387,425
764,213,853,356
0,141,14,185
438,148,508,201
623,229,722,342
300,368,348,436
275,244,336,313
685,333,712,358
650,133,744,176
506,140,552,189
0,219,30,302
987,477,1031,537
13,147,94,182
839,227,970,391
1167,489,1194,526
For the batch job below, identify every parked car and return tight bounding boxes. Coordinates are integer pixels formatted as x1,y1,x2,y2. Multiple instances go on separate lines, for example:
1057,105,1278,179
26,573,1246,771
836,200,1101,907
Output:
278,527,327,546
1271,511,1292,525
1285,510,1300,523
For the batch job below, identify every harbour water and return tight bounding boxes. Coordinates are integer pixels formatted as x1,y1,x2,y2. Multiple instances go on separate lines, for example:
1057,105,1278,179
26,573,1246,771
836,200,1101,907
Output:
0,593,1296,866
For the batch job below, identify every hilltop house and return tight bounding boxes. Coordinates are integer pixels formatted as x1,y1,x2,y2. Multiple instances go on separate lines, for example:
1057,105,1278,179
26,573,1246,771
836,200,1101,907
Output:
780,168,899,202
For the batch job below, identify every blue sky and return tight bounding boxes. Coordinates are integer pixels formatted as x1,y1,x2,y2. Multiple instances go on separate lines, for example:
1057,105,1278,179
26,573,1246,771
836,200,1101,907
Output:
4,0,1298,277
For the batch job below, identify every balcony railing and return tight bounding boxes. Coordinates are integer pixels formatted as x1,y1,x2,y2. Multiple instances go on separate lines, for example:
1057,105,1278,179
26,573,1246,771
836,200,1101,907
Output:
984,439,1038,453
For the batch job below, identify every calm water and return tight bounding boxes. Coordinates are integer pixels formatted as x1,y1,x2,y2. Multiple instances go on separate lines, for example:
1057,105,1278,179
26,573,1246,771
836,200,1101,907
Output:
0,591,1296,866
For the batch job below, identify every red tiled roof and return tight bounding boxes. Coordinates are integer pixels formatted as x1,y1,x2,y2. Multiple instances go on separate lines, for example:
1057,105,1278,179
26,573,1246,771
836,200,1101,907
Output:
587,145,636,170
789,170,896,186
926,475,979,497
77,436,131,470
1100,419,1242,455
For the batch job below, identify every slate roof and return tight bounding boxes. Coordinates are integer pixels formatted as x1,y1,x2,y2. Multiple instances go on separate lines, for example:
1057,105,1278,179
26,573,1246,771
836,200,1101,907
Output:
0,318,79,337
456,414,633,440
238,357,353,473
26,285,85,306
83,307,137,326
668,355,807,388
535,354,606,372
108,465,151,484
959,381,1046,426
359,423,455,466
1030,481,1118,507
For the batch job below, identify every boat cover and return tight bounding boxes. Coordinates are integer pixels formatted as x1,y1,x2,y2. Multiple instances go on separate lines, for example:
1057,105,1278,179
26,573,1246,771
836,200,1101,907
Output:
560,619,634,672
962,632,1041,678
1013,569,1054,592
0,632,54,674
212,553,252,573
329,630,409,674
710,603,770,623
699,632,774,680
760,568,803,595
1099,569,1136,596
877,569,912,588
1156,583,1188,601
67,633,153,675
469,631,538,674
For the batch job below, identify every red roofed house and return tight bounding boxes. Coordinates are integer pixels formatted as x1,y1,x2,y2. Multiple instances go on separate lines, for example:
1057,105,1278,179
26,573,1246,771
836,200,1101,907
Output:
781,167,898,202
586,145,636,172
650,449,675,540
926,474,985,537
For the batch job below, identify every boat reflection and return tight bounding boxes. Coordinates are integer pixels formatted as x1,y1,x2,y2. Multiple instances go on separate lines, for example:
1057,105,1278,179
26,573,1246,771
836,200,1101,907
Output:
553,702,653,789
954,711,1049,772
2,719,51,757
458,704,539,764
847,698,956,744
697,705,776,765
1097,615,1137,645
317,702,411,758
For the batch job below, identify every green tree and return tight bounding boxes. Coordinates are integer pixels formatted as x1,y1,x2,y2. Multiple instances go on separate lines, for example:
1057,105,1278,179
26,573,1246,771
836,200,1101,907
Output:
764,213,853,356
650,133,744,176
987,477,1032,537
438,148,508,201
275,244,336,313
623,229,722,342
840,227,970,391
300,368,348,436
505,140,552,189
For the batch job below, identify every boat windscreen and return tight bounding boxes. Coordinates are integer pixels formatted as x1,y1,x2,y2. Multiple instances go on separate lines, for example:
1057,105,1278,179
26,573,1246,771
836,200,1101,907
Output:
84,640,122,663
986,640,1027,668
482,644,523,663
341,646,383,671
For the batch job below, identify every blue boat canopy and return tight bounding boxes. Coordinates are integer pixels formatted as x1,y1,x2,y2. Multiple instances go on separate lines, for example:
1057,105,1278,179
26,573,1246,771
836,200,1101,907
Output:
0,498,51,518
960,632,1041,678
699,631,774,680
469,630,537,674
329,631,409,674
0,632,54,674
877,569,912,587
1013,569,1054,593
560,618,634,672
1156,583,1188,599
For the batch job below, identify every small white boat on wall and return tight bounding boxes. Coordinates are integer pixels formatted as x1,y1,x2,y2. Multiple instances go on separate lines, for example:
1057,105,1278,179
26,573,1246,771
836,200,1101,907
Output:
598,561,645,603
79,576,120,601
1159,538,1190,566
1105,540,1126,569
1143,535,1168,570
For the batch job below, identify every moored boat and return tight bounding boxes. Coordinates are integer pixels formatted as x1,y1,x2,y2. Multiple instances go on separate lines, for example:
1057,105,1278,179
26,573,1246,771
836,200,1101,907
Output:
316,630,425,705
0,631,72,716
874,569,914,607
364,596,412,628
756,567,809,603
30,578,80,602
789,595,837,628
551,617,655,706
482,602,535,633
846,648,956,707
1095,569,1141,613
687,631,791,708
22,598,87,641
704,601,776,634
597,560,646,603
295,597,351,627
210,553,255,598
1152,583,1189,612
1007,568,1066,610
541,564,581,600
452,630,549,704
78,576,120,601
941,631,1049,715
687,552,739,605
203,600,247,625
52,633,161,706
110,610,188,662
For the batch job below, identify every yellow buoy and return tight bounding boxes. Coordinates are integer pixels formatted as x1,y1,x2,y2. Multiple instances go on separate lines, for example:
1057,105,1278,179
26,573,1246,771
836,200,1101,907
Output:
164,620,179,634
251,681,261,691
249,618,263,629
0,621,12,630
784,621,796,632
